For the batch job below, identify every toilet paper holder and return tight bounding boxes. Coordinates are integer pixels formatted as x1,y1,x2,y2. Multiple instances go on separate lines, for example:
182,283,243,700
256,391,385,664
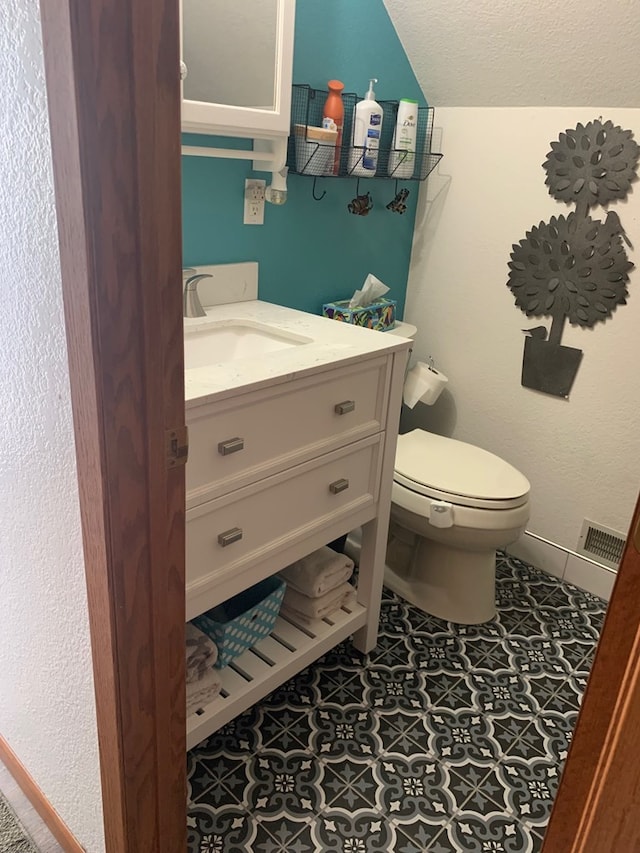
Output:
403,356,448,408
406,353,437,377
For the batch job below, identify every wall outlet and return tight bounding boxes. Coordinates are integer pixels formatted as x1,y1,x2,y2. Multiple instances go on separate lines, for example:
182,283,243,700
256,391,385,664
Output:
244,178,265,225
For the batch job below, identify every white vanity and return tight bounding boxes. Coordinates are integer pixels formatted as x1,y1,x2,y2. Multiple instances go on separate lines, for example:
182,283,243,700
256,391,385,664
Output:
184,266,410,749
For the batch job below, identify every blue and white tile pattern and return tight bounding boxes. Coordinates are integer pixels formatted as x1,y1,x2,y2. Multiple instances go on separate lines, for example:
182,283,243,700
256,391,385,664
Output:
187,553,606,852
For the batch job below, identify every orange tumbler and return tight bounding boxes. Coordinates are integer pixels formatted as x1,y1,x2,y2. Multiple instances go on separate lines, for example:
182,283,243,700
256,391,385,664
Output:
322,80,344,175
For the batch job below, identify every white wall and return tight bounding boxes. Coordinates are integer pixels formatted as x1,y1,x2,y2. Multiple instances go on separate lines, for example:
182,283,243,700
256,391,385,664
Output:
404,108,640,558
0,3,105,851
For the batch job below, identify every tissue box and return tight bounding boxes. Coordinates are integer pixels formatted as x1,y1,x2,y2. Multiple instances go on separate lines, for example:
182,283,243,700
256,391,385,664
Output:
322,298,397,331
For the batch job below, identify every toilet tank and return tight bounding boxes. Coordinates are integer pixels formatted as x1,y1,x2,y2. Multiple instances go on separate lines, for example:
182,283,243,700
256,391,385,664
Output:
387,320,417,339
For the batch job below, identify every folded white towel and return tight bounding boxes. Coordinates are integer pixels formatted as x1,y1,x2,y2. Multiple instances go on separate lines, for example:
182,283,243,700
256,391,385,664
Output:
186,667,222,716
281,561,353,599
186,623,218,684
281,582,356,625
279,546,354,598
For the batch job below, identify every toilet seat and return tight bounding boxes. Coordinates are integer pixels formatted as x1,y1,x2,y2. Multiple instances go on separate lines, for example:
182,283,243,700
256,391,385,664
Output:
392,479,531,532
394,429,530,511
394,473,528,510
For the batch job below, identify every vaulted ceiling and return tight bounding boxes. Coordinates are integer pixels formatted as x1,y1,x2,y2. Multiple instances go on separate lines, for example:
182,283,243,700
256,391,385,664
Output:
383,0,640,107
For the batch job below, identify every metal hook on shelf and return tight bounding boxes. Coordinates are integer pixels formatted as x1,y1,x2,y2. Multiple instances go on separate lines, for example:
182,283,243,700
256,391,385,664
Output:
386,179,410,215
312,176,326,201
348,177,374,216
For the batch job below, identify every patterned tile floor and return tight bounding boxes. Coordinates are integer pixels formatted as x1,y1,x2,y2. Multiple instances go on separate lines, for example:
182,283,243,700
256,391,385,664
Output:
187,553,606,852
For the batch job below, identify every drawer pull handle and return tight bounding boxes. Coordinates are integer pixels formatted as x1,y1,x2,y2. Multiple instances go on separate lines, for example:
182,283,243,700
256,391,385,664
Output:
329,478,350,495
334,400,355,415
218,437,244,456
217,527,243,547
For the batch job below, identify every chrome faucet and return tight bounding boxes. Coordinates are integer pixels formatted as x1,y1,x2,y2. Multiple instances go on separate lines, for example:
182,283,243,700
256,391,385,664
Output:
183,271,212,318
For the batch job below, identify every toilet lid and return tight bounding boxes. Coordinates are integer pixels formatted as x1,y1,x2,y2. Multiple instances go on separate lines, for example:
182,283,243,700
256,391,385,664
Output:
394,430,530,510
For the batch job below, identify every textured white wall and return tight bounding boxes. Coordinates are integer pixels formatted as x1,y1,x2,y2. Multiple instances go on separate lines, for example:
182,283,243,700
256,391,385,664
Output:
0,3,105,851
404,108,640,557
384,0,640,107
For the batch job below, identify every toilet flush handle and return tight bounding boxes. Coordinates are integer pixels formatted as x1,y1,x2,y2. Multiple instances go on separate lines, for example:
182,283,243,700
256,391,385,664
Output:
429,500,454,528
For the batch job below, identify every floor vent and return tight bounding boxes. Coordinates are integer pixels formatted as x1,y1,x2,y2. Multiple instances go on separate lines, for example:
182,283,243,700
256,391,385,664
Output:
577,519,626,570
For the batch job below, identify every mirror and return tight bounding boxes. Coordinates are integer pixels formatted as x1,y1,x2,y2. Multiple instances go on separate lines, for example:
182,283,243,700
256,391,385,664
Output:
183,0,278,111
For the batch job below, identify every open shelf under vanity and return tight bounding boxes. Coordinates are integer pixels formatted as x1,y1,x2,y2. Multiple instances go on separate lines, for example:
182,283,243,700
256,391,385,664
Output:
187,601,367,750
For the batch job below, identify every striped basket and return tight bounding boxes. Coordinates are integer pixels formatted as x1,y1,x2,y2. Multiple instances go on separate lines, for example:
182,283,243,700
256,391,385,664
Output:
193,576,286,668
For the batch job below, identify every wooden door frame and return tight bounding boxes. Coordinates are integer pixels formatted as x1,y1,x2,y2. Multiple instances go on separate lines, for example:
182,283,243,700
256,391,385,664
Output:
37,1,640,852
543,493,640,851
39,2,186,851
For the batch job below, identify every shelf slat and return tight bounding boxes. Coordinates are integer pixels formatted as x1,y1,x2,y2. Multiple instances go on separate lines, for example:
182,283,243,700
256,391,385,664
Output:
186,603,367,750
218,666,249,695
271,616,318,647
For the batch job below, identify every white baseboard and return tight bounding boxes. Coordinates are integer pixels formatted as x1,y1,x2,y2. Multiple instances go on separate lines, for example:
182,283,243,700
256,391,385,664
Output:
564,553,616,601
506,531,616,601
506,533,567,580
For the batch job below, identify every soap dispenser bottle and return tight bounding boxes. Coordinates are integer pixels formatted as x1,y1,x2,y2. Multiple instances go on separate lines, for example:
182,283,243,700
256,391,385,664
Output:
348,78,383,177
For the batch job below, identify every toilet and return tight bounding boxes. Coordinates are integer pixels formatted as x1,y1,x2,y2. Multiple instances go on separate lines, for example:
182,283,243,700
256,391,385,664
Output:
386,429,530,624
382,322,531,625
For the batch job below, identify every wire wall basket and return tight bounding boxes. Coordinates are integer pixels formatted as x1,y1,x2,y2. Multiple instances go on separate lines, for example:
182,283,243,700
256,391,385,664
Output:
287,84,442,182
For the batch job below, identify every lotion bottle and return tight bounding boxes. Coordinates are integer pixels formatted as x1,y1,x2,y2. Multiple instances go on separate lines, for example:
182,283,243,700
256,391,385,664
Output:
348,78,383,177
389,99,418,178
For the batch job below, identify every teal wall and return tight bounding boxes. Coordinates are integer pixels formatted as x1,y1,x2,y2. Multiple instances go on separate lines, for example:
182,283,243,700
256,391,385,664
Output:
182,0,425,317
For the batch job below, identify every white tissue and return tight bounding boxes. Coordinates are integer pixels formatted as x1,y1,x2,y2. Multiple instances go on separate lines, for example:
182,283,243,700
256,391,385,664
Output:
403,362,448,408
349,273,390,309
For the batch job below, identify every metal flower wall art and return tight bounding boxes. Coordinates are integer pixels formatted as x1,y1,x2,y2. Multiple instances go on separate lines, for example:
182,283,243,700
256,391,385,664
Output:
507,120,639,398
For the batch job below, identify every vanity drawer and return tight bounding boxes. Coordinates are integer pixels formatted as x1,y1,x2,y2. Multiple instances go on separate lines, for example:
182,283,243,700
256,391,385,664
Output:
186,434,382,596
186,355,390,504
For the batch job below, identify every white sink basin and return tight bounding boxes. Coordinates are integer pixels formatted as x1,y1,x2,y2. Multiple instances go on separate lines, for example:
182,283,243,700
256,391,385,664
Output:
184,320,312,369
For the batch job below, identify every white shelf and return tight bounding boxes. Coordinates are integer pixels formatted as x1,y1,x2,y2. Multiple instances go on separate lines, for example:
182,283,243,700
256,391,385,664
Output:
186,601,367,750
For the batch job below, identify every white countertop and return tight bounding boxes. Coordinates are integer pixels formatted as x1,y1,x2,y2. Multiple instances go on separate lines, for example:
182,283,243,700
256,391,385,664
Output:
184,300,412,409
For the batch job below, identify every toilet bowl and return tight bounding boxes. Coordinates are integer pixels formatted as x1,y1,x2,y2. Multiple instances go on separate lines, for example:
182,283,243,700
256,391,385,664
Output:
385,429,530,624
